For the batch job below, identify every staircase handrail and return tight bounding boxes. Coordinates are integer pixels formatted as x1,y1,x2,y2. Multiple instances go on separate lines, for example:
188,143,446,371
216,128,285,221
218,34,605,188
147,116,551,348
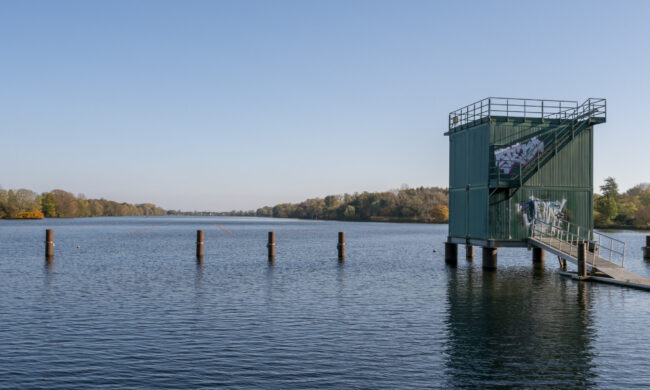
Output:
530,217,626,268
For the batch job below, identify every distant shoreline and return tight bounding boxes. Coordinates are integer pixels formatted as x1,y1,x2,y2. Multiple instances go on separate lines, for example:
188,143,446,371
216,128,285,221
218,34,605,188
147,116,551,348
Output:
3,214,648,232
173,214,650,231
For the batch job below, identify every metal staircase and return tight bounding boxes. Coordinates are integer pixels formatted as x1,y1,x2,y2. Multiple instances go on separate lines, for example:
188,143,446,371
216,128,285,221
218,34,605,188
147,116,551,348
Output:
488,98,606,188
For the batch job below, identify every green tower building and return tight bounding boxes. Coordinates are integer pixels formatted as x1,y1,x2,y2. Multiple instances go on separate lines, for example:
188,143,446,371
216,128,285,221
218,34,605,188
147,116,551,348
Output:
444,97,606,267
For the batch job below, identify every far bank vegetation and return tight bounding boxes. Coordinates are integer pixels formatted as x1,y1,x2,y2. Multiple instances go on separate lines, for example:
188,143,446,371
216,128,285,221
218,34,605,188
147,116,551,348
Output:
228,186,450,223
0,188,166,219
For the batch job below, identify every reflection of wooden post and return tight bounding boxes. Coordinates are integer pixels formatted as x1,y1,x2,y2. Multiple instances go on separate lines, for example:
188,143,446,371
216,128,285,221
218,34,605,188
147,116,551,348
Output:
45,229,54,258
196,230,204,258
267,232,275,261
444,242,457,265
337,232,345,261
578,242,587,278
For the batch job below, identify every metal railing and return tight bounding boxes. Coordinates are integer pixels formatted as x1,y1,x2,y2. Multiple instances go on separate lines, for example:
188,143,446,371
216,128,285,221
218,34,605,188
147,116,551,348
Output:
448,97,606,132
530,217,626,269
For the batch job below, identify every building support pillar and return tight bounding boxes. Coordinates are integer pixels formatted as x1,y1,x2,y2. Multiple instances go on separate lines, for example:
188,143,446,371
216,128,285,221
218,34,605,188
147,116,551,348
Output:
578,242,588,278
465,245,474,261
482,247,497,270
532,247,545,264
445,242,457,266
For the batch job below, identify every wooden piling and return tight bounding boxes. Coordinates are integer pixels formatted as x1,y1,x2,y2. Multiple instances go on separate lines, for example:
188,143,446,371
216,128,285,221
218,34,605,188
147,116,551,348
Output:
532,247,545,264
482,247,497,270
465,245,474,261
337,232,345,261
45,229,54,258
267,231,275,261
588,242,599,257
644,236,650,260
578,242,588,278
196,230,204,258
444,242,457,265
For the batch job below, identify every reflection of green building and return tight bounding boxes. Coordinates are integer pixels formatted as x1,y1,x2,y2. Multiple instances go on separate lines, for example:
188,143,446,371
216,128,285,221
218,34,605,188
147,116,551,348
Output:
444,98,606,266
444,267,595,388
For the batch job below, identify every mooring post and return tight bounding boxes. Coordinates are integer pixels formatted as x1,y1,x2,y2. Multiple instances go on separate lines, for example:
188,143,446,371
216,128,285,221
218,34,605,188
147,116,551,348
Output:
444,242,457,265
482,247,497,270
267,231,275,261
196,230,204,259
588,242,599,257
578,242,588,278
465,245,474,261
337,232,345,261
45,229,54,259
644,236,650,260
532,247,545,264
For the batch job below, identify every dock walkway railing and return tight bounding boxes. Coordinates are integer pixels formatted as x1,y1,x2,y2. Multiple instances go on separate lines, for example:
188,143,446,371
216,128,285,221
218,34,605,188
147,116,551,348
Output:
530,218,626,269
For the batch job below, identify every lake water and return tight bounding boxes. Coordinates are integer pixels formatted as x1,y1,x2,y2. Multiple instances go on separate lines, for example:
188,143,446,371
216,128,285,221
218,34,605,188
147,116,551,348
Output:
1,216,650,389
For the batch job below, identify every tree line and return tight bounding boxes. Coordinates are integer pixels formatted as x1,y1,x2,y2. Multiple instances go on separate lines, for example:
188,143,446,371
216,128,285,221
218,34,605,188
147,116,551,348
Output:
594,178,650,228
0,188,166,219
221,186,450,223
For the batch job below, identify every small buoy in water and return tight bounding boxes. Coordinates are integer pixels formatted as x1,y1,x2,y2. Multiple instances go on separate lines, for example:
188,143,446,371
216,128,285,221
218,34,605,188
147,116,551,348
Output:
432,249,437,253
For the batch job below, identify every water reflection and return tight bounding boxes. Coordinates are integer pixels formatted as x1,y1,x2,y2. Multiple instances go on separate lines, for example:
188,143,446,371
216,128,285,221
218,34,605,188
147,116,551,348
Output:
444,267,597,388
44,258,54,287
265,262,276,304
195,259,204,287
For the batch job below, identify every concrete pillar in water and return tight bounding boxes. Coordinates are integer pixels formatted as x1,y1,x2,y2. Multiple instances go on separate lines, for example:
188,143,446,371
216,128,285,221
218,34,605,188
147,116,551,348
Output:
267,232,275,262
482,247,497,270
532,247,545,264
578,242,588,278
337,232,345,261
444,242,457,265
465,245,474,261
45,229,54,259
196,230,204,259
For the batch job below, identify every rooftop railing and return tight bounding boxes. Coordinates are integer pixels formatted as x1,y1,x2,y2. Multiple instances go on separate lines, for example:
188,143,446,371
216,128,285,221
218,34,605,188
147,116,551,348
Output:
448,97,606,131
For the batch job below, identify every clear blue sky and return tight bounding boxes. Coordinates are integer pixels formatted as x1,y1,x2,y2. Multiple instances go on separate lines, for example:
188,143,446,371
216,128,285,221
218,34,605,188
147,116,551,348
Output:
1,0,649,211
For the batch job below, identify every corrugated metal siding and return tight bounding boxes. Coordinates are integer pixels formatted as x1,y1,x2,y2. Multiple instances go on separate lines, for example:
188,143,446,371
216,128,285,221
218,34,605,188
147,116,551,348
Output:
468,187,488,239
490,120,557,146
448,123,489,239
468,124,489,186
488,189,512,240
449,189,466,237
449,117,594,242
526,127,593,188
449,131,467,189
